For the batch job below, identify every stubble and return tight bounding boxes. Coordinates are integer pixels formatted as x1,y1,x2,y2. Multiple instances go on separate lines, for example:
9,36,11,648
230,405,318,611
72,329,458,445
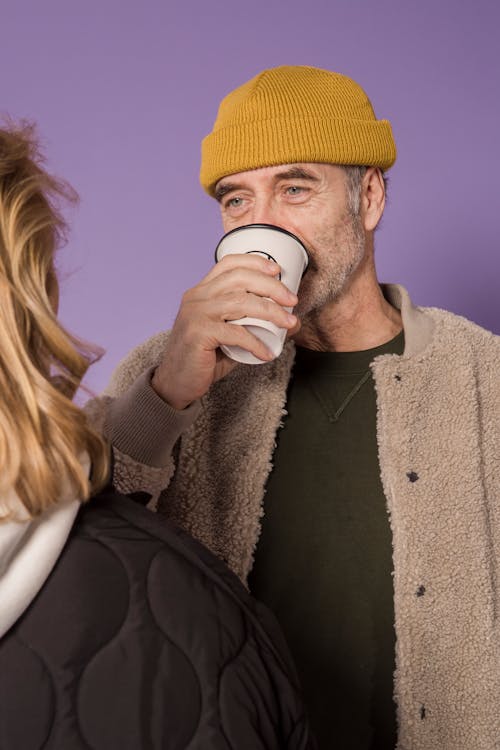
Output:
295,211,366,319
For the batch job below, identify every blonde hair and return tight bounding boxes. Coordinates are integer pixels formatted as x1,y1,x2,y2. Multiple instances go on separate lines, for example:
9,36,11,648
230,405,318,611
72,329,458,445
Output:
0,121,109,520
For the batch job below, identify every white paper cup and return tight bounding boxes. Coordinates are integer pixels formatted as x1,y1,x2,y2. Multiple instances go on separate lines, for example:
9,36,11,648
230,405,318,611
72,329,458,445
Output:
215,223,309,365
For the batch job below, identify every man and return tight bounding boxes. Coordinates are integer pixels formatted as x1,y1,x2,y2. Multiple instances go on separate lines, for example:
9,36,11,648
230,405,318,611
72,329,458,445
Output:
103,66,499,749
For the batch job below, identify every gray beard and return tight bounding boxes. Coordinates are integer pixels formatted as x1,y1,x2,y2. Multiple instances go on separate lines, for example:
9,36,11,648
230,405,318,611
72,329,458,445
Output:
295,213,366,319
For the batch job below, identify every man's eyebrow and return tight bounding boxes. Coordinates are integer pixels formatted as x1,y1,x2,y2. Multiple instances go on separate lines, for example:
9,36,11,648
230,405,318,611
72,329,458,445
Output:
215,182,240,202
273,167,320,182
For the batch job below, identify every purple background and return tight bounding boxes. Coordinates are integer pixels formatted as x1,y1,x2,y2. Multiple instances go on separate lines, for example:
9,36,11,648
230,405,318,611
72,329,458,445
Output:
1,0,499,392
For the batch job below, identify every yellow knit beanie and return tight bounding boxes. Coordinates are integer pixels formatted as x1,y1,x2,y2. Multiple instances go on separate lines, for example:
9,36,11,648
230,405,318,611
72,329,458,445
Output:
200,65,396,196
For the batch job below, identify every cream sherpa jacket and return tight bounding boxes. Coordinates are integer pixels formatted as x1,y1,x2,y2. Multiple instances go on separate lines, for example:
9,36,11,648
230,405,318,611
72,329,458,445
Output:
104,284,499,750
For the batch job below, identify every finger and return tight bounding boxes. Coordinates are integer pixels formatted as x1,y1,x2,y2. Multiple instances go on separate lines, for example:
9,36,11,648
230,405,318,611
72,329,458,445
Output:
203,253,281,284
209,322,276,362
286,316,302,339
205,267,298,308
214,292,297,330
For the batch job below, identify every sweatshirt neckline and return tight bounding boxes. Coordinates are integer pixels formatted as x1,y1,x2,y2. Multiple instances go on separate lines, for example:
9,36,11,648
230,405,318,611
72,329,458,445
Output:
295,330,405,375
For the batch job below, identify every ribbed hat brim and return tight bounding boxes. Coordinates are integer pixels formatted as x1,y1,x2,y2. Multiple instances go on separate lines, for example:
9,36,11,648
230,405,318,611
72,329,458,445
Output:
201,115,396,195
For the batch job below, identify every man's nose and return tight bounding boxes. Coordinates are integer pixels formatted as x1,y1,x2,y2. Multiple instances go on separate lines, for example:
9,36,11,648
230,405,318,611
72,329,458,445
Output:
248,199,280,227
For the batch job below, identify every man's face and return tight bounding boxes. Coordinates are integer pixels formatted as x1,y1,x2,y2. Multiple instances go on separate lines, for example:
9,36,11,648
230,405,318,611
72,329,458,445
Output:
215,163,366,317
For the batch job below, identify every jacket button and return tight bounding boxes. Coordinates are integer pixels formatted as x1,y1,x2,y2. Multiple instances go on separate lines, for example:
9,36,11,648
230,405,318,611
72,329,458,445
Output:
407,471,419,483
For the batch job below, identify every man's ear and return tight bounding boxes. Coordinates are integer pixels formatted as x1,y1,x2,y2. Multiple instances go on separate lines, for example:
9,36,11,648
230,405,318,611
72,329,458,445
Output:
361,168,385,232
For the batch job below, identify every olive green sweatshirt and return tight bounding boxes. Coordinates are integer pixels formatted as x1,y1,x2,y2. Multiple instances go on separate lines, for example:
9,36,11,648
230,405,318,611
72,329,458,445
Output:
249,333,404,749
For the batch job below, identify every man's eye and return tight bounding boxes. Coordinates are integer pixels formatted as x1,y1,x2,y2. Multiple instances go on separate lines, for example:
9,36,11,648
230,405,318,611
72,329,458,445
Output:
227,196,243,208
286,186,304,195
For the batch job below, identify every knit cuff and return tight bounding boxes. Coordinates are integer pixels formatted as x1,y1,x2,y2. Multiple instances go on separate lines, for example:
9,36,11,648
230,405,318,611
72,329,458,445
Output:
103,366,201,468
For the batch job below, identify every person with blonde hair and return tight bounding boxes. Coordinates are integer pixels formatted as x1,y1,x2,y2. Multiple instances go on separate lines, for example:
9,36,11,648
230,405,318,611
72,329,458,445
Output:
0,122,315,749
0,122,110,634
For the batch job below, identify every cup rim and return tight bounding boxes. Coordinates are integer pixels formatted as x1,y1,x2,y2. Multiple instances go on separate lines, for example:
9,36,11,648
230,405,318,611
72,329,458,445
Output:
214,223,309,267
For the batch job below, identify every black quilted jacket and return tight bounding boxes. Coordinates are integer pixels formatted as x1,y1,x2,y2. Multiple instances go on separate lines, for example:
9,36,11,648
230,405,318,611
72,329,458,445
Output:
0,492,315,749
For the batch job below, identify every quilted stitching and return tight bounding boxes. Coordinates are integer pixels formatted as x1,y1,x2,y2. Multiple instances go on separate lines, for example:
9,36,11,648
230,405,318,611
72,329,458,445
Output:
0,494,313,749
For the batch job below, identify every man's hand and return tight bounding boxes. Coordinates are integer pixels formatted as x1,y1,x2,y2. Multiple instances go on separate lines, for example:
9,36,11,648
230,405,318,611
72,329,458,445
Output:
151,253,299,410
